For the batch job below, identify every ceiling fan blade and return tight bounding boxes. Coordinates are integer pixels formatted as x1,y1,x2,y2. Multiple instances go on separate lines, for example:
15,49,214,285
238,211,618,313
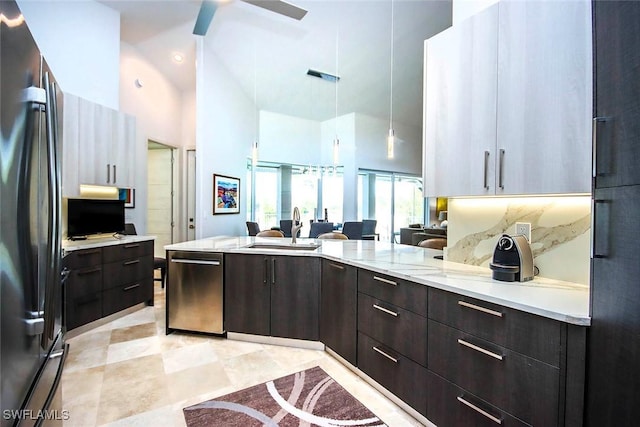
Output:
241,0,308,20
193,0,218,35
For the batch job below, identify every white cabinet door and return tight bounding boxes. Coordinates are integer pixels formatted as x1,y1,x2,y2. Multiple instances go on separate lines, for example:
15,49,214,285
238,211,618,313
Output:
61,93,80,197
111,111,136,188
496,0,592,195
64,97,136,192
424,5,498,197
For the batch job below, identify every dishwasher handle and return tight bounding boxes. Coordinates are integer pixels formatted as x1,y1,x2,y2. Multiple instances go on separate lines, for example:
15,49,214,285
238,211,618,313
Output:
171,259,221,266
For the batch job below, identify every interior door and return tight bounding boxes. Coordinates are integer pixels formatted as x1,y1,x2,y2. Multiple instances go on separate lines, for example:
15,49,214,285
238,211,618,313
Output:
147,142,174,257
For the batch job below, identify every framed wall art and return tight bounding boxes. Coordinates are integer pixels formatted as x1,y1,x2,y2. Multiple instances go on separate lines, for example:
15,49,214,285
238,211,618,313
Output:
213,174,240,214
118,187,135,208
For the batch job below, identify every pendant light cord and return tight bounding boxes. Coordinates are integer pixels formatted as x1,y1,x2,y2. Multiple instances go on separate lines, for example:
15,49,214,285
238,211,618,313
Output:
389,0,394,129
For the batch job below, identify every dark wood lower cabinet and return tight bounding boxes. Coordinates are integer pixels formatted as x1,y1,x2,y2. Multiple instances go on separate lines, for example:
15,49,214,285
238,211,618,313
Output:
64,240,154,331
427,371,530,427
357,332,428,417
225,254,320,341
320,260,357,364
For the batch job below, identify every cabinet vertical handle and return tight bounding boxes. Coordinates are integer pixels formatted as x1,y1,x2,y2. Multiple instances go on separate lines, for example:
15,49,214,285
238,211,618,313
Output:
592,116,610,178
263,258,268,284
271,258,276,284
457,396,503,425
483,150,490,190
372,346,398,363
591,199,610,259
498,149,505,190
106,164,111,183
113,165,117,183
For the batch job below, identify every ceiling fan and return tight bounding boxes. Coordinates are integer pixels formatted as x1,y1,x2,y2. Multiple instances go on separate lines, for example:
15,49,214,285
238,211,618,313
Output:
193,0,308,35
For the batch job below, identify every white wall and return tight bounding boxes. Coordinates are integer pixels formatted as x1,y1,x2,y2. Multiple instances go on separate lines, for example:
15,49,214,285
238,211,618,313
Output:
17,0,120,109
259,111,322,165
196,39,255,238
453,0,499,25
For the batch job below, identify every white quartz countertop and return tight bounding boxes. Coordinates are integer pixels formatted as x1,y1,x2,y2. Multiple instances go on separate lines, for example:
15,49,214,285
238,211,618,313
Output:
165,236,591,326
63,235,155,252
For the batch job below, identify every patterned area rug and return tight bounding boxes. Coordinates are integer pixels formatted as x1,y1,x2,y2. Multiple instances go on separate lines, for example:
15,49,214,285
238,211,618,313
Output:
183,366,386,426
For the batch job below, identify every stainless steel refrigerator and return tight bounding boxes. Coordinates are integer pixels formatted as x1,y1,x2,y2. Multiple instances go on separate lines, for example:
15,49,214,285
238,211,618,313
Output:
1,1,68,426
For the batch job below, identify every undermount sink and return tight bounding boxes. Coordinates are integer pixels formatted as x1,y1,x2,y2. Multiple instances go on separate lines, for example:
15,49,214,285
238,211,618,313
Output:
246,243,321,251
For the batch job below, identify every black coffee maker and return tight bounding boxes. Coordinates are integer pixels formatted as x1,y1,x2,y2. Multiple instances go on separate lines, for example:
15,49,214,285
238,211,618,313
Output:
489,234,534,282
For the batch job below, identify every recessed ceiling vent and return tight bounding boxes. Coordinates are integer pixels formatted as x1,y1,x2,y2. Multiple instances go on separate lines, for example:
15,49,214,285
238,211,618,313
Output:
307,69,340,82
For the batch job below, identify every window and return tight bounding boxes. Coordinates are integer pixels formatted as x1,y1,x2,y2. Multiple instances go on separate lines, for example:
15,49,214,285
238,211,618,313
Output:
248,161,343,234
358,170,425,242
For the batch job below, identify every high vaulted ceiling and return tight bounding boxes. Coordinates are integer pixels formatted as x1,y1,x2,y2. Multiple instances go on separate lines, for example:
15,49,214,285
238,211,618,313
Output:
99,0,452,127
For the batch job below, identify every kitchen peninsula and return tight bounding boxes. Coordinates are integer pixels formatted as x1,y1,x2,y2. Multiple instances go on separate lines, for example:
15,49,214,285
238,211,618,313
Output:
166,236,589,426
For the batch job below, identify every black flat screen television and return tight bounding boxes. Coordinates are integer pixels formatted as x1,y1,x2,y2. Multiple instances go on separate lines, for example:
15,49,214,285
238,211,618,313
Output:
67,198,125,238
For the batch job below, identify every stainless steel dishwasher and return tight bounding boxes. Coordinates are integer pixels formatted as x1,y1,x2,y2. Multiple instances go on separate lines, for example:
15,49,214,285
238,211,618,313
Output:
167,251,224,334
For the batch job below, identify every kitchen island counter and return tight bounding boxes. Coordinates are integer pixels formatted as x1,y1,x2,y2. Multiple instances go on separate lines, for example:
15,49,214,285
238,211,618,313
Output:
166,236,590,326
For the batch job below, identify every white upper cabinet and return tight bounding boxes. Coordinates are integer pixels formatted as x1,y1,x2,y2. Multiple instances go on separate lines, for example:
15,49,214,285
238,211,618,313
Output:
424,5,498,197
62,93,136,197
423,0,592,197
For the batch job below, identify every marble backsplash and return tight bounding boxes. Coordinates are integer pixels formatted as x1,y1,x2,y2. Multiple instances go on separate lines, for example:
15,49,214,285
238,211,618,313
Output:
445,196,591,285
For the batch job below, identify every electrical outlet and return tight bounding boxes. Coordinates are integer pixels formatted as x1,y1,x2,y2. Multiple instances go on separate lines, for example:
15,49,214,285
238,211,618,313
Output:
515,222,531,242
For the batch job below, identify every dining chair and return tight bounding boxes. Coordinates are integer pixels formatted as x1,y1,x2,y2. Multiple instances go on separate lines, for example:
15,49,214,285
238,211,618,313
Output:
309,222,334,238
362,219,377,240
317,232,348,240
256,230,285,237
246,221,260,236
341,221,363,240
418,238,447,250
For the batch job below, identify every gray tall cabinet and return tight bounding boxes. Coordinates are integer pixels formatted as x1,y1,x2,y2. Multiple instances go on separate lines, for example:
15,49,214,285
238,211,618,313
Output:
588,1,640,424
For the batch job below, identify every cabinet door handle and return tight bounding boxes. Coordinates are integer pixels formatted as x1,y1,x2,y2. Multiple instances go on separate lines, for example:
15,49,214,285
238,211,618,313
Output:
271,258,276,284
458,300,503,318
78,249,101,256
373,275,397,286
329,263,345,270
78,267,101,276
483,150,490,190
591,199,610,259
263,258,269,284
123,283,140,291
498,149,505,190
107,164,111,183
124,244,140,249
373,304,398,317
372,346,398,363
123,259,140,266
458,338,504,361
113,165,117,183
592,116,611,178
457,396,503,425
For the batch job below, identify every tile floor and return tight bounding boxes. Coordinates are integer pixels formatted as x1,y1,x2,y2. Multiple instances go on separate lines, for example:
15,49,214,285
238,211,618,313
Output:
60,282,425,426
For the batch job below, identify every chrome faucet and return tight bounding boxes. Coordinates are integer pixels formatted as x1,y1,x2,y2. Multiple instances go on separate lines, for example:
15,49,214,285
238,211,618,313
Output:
291,207,302,244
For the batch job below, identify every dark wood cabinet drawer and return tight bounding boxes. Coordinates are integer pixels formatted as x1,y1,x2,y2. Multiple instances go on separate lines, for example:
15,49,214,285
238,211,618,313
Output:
103,278,153,316
65,247,102,269
428,288,562,366
68,266,103,296
357,332,428,417
103,255,153,290
428,320,559,426
65,292,102,330
103,240,153,263
427,371,531,427
358,269,427,316
358,292,427,366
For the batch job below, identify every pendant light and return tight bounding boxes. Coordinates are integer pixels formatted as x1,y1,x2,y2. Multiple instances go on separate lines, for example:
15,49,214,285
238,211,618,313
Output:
252,46,259,167
387,0,395,159
333,25,340,165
